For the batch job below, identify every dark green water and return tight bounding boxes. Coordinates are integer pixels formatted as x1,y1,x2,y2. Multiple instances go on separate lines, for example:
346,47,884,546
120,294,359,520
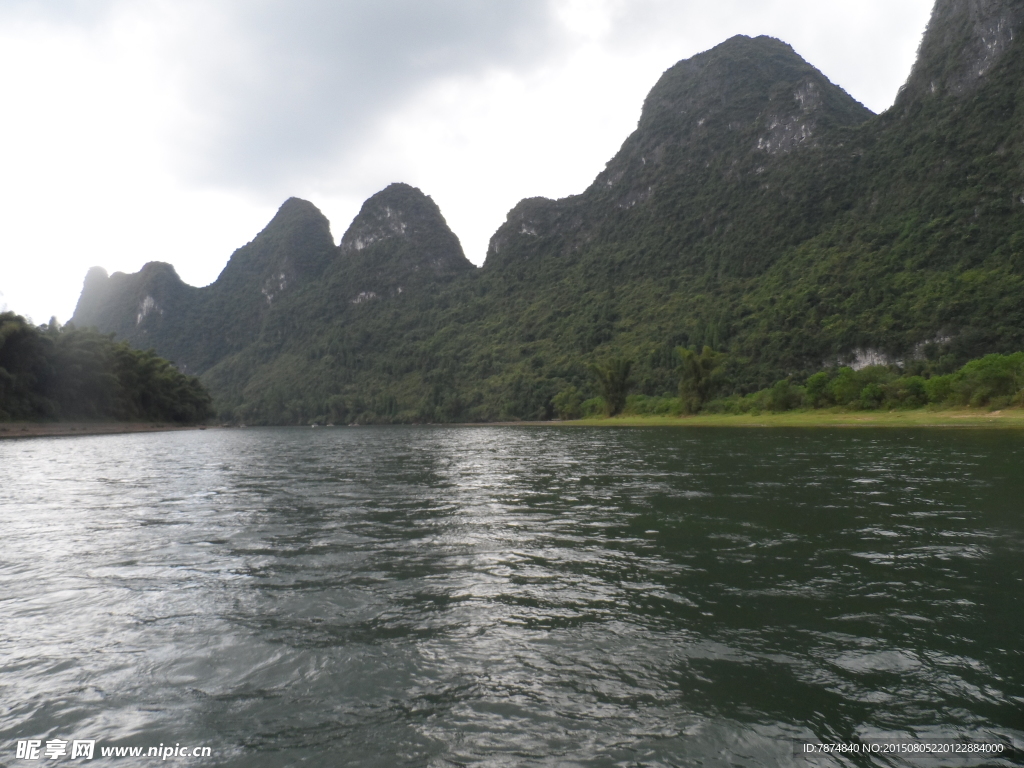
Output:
0,427,1021,766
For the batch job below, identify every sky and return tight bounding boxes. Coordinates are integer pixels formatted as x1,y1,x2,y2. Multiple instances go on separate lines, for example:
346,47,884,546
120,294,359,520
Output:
0,0,935,324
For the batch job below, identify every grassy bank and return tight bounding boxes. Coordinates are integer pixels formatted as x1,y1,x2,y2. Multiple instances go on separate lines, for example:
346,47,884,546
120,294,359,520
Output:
562,408,1024,428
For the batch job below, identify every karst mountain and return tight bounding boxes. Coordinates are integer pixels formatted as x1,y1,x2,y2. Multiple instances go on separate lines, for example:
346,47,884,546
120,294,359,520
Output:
72,0,1024,423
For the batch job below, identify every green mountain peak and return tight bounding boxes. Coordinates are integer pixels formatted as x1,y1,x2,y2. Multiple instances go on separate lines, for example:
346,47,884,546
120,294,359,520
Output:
896,0,1024,107
214,196,336,295
340,183,471,272
486,33,872,275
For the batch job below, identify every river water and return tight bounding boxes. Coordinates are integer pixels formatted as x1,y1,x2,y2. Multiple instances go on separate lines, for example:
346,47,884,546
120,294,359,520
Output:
0,426,1021,767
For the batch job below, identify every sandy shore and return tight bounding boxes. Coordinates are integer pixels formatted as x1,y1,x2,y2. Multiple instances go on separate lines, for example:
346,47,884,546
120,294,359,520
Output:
0,422,209,440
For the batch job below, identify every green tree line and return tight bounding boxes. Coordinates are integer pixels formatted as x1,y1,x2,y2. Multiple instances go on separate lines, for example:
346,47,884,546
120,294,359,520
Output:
0,312,213,423
552,348,1024,419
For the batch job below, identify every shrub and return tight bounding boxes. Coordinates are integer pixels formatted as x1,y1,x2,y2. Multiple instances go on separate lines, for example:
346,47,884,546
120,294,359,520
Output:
552,386,584,420
829,367,861,406
860,382,885,410
925,374,953,405
767,379,803,412
804,371,833,408
949,352,1024,407
884,375,927,408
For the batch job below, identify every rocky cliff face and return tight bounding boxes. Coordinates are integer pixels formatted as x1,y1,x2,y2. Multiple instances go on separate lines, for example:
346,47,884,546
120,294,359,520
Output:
897,0,1024,105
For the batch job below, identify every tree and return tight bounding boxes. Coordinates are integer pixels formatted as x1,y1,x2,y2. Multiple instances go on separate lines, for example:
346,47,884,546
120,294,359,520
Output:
587,357,632,416
768,379,802,412
677,346,724,414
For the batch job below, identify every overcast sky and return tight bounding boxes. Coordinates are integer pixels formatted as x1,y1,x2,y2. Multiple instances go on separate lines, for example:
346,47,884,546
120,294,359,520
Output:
0,0,934,324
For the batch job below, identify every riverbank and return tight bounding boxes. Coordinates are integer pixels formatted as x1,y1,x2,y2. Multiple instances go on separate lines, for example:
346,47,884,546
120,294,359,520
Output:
560,407,1024,428
0,422,208,439
9,412,1022,435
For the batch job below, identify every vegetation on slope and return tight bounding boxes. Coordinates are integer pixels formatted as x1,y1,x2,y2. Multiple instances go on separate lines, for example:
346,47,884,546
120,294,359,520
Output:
67,1,1024,425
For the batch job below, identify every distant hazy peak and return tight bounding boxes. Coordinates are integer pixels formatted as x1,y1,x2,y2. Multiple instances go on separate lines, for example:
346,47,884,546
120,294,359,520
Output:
70,261,187,332
897,0,1023,105
84,265,109,283
71,267,112,327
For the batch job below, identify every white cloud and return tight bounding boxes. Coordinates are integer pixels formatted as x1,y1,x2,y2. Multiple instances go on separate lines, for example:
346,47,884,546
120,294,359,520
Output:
0,0,934,324
159,0,561,190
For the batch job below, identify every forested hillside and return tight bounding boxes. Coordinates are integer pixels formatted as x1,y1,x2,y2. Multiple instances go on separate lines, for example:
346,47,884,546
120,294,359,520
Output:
0,312,212,423
71,0,1024,424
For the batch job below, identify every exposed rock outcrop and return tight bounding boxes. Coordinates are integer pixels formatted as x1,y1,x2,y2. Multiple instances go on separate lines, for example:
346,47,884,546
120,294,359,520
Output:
897,0,1024,105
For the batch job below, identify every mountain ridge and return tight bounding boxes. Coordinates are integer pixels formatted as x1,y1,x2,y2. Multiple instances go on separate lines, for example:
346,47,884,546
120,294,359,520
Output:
72,184,467,375
70,0,1024,423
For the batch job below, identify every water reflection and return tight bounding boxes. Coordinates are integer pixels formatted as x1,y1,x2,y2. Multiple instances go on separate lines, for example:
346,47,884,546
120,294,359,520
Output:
0,427,1021,766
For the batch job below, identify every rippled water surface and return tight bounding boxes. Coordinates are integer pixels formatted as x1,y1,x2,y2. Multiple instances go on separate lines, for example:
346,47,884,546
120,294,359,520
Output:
1,426,1022,766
